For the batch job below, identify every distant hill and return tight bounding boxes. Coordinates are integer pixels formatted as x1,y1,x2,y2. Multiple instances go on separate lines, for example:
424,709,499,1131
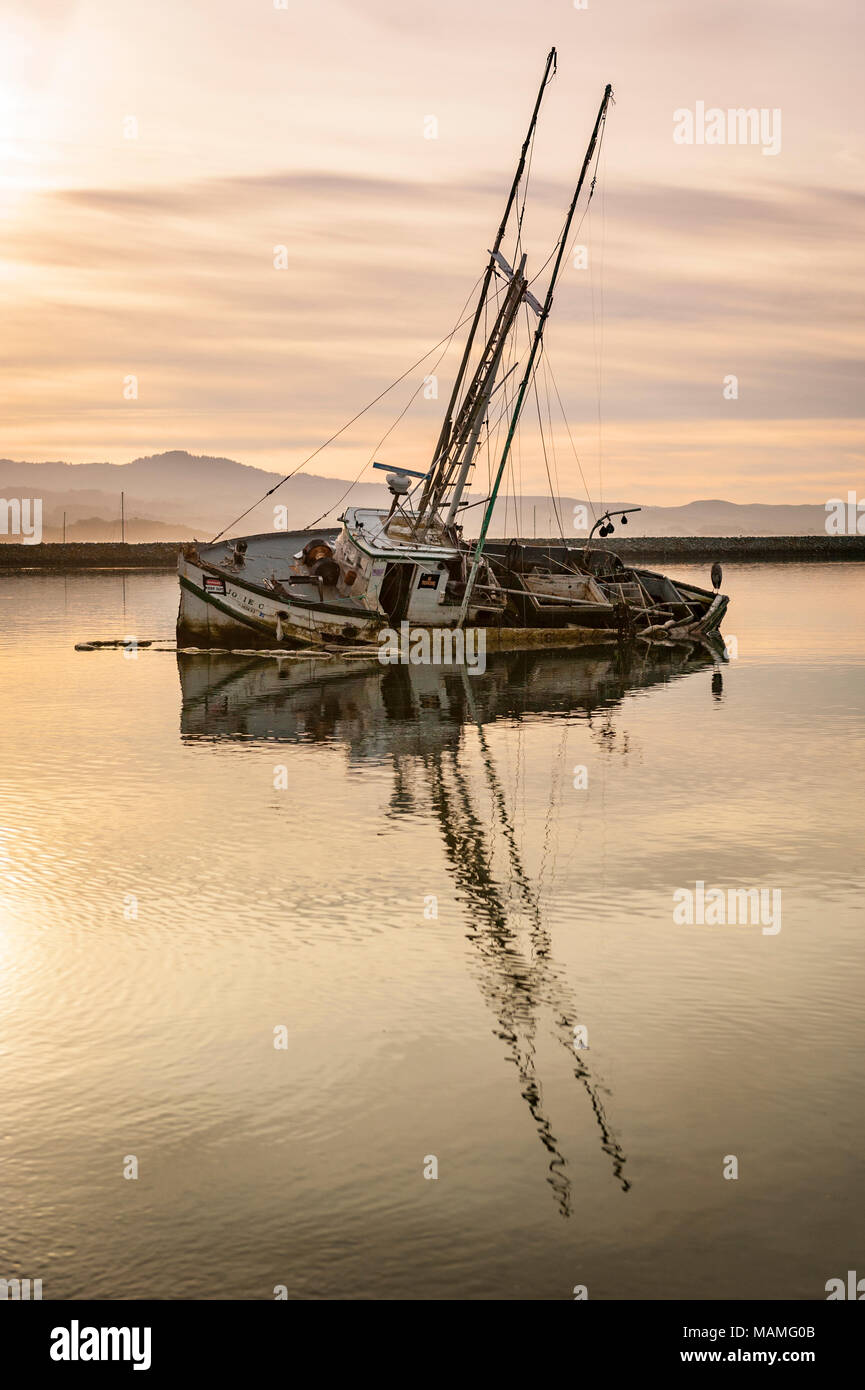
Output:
0,450,835,541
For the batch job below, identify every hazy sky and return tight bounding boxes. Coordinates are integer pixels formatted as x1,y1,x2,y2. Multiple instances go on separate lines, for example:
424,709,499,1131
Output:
1,0,862,502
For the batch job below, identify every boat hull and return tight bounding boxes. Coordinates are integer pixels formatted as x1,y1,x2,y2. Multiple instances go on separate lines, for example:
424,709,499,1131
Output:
177,553,384,648
177,545,730,653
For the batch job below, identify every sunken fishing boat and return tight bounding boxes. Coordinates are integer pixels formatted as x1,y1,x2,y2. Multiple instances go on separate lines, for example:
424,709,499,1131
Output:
178,50,729,654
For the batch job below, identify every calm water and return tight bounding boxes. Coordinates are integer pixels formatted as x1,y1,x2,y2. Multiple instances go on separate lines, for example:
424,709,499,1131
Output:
0,563,863,1300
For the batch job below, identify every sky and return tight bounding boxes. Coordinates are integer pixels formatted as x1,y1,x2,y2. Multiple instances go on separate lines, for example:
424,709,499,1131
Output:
0,0,863,504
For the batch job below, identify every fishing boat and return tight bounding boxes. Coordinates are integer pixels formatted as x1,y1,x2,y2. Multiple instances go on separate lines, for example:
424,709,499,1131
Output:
178,50,729,653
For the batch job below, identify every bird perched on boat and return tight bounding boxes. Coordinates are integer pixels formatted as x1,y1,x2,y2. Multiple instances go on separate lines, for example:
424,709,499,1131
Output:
711,562,723,591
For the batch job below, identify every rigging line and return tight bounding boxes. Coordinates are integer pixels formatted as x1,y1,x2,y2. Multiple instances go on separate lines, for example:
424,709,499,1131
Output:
509,315,527,538
520,293,565,545
503,345,545,535
526,187,593,288
481,319,517,506
484,378,493,496
488,329,512,500
505,369,518,540
483,293,490,486
457,320,519,523
209,273,484,543
466,358,524,474
454,492,493,512
515,121,536,259
549,367,569,543
501,324,519,449
528,298,565,544
531,349,566,545
499,322,518,458
303,309,468,531
313,250,506,530
526,109,608,291
598,128,608,507
514,415,520,537
477,325,511,504
452,269,501,437
586,113,610,507
541,353,559,514
541,352,566,542
504,431,511,539
509,59,552,275
544,350,598,525
589,198,603,507
512,317,522,535
468,318,540,535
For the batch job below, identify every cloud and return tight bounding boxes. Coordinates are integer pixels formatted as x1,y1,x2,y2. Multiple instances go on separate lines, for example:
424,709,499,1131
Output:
2,0,863,500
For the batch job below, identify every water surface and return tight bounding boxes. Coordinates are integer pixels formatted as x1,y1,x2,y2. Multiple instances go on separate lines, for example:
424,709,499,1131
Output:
0,563,863,1299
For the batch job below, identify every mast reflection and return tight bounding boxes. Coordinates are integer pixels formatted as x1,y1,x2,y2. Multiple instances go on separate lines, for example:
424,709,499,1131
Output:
179,644,719,1211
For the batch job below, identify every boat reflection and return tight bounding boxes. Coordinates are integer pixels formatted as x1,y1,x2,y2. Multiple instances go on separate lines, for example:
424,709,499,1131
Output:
178,644,721,1212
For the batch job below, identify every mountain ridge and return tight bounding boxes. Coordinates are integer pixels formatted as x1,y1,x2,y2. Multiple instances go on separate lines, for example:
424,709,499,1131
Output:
0,450,839,540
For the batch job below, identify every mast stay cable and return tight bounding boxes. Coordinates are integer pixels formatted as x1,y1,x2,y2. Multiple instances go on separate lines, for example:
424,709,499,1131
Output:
302,278,481,531
209,277,483,543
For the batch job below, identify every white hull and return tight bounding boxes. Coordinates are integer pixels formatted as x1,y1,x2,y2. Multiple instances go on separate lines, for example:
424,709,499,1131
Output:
178,552,384,648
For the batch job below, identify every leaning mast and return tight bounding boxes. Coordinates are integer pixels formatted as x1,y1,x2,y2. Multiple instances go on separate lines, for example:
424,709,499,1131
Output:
457,84,614,626
417,46,557,519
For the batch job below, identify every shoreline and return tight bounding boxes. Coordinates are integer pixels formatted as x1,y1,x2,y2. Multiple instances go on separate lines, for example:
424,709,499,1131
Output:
0,534,863,573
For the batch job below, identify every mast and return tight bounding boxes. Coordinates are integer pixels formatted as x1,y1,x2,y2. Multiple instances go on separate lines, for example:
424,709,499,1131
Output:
417,46,557,516
457,84,614,627
420,255,529,528
444,281,522,526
